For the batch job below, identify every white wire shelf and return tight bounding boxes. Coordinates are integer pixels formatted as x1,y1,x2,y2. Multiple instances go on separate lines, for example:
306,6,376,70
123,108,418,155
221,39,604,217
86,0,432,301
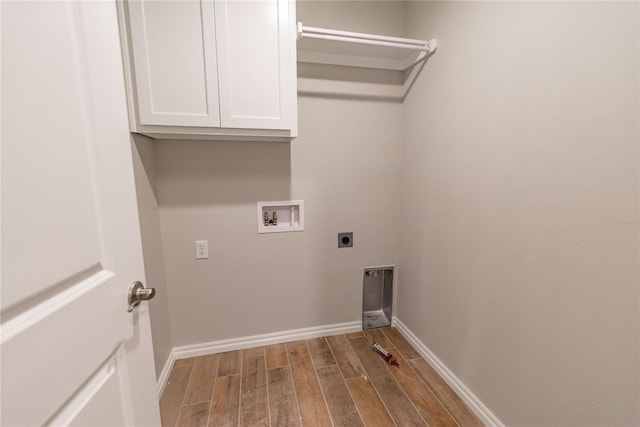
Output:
297,23,437,71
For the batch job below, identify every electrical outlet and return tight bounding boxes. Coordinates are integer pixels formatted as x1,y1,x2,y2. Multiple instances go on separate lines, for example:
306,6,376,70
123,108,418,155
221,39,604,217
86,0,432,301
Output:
195,240,208,259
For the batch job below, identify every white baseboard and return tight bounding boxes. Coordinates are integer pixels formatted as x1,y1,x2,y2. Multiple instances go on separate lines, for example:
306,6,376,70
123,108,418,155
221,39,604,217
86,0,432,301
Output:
392,317,504,427
157,320,361,397
156,350,177,399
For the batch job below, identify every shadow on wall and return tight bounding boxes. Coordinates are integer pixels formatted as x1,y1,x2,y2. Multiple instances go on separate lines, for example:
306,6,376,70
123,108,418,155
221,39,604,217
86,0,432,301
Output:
298,62,403,85
155,139,292,206
131,134,159,200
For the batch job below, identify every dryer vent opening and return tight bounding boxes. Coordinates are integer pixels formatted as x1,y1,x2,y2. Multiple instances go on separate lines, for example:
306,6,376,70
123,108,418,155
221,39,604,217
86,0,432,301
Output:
362,267,393,329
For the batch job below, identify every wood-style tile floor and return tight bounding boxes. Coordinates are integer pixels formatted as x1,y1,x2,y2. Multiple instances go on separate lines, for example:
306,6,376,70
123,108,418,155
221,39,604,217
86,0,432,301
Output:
160,327,483,427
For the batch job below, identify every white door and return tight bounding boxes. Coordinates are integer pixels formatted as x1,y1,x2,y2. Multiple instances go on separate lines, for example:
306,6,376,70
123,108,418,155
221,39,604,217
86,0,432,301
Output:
1,1,161,426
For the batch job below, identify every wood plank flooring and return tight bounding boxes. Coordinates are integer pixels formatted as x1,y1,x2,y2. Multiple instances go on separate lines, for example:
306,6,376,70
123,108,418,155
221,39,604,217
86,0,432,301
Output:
160,327,483,427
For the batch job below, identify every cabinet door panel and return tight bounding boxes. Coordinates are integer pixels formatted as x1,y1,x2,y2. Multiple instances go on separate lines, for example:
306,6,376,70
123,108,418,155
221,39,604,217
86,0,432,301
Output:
127,0,220,127
215,0,295,130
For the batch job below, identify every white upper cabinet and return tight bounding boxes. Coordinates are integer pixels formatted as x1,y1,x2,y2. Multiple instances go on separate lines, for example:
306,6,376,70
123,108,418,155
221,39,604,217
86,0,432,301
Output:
215,0,294,130
127,0,220,127
119,0,297,140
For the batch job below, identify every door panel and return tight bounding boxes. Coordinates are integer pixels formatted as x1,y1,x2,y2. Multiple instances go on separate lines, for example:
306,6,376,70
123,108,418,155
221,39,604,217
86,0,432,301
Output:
2,271,124,425
1,1,160,425
1,0,103,311
51,349,132,427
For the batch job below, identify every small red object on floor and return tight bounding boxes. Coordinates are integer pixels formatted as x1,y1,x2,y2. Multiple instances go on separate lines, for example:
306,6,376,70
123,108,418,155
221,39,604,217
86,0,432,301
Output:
371,341,400,367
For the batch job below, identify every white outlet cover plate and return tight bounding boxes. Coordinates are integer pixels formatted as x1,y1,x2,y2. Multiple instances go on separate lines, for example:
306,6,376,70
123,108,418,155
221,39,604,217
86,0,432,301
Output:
195,240,208,259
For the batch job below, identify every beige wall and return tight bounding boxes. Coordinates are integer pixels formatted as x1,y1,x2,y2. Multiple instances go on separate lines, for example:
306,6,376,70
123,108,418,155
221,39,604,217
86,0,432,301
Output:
399,2,639,425
155,101,402,346
154,2,405,347
131,136,173,378
297,0,405,35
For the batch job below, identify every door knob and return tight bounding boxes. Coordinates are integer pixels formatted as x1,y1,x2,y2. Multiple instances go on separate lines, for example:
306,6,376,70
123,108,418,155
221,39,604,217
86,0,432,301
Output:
127,281,156,312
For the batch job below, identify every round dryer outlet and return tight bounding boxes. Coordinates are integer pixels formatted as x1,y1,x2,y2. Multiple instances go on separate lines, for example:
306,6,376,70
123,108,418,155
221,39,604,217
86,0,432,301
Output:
338,232,353,248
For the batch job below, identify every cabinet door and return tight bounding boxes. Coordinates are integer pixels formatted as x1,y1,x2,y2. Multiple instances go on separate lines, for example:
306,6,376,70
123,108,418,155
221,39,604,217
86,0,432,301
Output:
127,0,220,127
214,0,295,130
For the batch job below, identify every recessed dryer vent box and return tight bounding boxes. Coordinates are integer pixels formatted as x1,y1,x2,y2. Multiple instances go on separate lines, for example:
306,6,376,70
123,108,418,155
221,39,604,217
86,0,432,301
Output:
362,266,394,329
257,200,304,234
